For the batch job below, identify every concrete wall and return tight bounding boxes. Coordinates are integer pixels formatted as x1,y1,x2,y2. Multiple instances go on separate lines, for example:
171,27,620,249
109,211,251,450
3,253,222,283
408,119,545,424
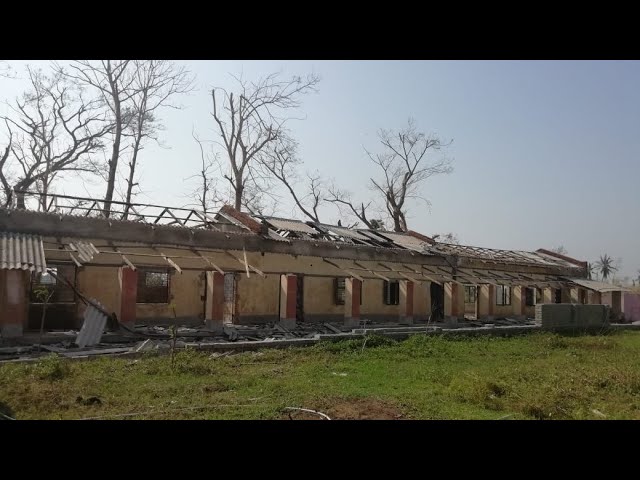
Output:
303,276,344,322
236,273,279,324
77,266,204,323
361,279,401,321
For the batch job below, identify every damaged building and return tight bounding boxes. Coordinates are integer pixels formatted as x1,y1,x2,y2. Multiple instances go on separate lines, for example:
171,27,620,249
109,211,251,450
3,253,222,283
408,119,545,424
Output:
0,192,630,340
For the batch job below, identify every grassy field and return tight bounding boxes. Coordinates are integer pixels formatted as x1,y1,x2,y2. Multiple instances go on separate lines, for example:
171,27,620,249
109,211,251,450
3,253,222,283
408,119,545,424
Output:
2,331,640,420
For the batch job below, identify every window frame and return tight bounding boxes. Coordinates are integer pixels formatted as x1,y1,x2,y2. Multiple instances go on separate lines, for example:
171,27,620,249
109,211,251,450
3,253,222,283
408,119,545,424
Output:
383,280,400,306
29,264,77,304
334,277,362,305
464,285,477,304
137,268,171,304
495,285,512,306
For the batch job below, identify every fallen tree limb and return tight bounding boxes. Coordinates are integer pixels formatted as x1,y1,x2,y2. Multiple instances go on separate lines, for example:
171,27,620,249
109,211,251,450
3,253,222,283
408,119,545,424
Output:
284,407,331,420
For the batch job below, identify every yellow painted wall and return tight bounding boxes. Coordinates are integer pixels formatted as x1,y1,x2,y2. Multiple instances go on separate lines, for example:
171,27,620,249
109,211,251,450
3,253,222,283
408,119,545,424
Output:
413,282,428,317
361,279,400,316
304,276,344,315
136,270,203,319
236,274,279,316
76,266,121,316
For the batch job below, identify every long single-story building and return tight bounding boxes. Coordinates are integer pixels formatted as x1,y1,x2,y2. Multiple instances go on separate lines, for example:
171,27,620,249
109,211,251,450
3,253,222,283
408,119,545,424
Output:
0,192,629,338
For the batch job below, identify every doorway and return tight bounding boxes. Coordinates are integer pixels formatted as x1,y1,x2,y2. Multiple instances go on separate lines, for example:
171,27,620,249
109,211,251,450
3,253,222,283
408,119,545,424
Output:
430,282,444,321
296,275,304,322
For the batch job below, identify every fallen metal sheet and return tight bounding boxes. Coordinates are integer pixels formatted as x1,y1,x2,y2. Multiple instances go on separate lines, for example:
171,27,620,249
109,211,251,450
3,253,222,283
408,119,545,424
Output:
263,217,319,235
76,301,108,348
69,241,99,263
0,232,47,274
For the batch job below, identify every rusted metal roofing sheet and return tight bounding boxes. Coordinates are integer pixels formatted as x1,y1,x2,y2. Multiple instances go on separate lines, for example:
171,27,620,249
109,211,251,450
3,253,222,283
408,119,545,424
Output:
0,232,47,274
264,217,318,235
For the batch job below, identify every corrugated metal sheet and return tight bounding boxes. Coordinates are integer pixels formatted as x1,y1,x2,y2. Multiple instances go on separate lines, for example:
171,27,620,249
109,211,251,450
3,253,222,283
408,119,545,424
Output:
566,278,631,293
0,232,47,274
76,301,108,348
69,241,100,263
264,217,318,235
373,231,429,252
319,224,373,242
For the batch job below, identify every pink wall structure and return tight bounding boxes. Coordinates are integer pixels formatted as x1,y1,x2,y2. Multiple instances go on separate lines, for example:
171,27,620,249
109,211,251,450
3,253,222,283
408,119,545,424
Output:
624,293,640,322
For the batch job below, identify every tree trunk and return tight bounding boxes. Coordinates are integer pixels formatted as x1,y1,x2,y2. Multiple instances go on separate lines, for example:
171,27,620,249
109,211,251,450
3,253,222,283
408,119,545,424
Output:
234,182,243,211
122,134,142,220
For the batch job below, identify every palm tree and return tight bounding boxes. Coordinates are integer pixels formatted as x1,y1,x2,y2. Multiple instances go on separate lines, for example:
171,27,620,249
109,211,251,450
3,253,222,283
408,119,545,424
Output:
595,254,617,281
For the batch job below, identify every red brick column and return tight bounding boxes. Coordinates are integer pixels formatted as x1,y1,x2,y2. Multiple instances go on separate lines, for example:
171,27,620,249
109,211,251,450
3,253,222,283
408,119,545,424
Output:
279,274,297,329
205,271,225,331
0,270,29,338
119,267,138,328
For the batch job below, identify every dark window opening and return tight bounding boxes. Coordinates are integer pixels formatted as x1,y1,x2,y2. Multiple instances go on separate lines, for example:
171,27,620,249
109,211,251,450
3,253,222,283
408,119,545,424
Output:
383,280,400,305
30,265,76,304
464,285,477,304
554,288,562,304
496,285,511,306
137,268,170,303
525,288,543,306
334,278,362,305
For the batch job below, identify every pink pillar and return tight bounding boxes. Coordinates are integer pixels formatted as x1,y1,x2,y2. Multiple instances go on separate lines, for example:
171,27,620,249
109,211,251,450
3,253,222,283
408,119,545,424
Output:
205,271,225,331
0,270,29,338
279,274,297,329
345,278,361,327
119,267,138,328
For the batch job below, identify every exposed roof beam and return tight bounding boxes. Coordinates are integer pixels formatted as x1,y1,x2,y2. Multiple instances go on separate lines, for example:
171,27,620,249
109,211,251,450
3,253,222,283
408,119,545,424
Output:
225,250,266,278
193,250,225,274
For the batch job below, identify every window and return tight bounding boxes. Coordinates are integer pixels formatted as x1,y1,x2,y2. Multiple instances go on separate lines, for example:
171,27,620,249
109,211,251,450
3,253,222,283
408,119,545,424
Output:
464,285,477,304
495,285,511,306
383,280,400,305
30,265,76,303
554,288,562,304
137,268,170,303
525,287,535,306
334,278,362,305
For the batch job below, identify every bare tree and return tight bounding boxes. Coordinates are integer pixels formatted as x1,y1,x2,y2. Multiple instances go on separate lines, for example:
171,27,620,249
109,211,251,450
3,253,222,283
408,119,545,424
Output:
121,60,194,219
0,67,112,209
259,137,326,222
59,61,136,217
326,184,376,229
210,71,320,211
327,118,452,232
368,118,452,232
187,131,219,216
0,61,15,79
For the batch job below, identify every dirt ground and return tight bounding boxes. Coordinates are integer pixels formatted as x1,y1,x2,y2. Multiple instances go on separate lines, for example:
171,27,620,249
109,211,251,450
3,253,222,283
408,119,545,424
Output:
282,398,405,420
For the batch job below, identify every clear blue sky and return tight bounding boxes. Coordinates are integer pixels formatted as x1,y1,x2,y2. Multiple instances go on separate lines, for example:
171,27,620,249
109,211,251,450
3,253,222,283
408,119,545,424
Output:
1,60,639,280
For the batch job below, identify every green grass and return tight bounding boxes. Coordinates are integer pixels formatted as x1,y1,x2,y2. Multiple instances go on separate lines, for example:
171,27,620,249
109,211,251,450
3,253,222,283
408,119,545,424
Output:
2,331,640,420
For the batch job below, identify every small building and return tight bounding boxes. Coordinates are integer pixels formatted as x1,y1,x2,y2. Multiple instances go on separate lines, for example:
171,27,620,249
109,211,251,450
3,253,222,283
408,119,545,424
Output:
0,193,629,338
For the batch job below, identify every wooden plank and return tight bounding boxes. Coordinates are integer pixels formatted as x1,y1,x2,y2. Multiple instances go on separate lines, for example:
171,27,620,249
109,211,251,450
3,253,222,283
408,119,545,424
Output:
225,251,265,278
193,250,225,274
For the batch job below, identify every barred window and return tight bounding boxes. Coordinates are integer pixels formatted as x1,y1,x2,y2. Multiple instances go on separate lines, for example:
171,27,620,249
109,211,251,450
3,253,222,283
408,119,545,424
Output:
334,278,362,305
383,280,400,305
137,269,170,303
